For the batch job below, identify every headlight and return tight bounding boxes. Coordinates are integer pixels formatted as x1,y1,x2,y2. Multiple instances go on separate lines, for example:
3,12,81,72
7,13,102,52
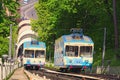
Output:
69,59,72,63
39,61,41,63
85,60,89,63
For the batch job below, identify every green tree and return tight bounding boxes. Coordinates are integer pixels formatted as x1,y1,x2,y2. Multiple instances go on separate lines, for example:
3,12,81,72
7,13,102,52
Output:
0,0,19,57
32,0,120,65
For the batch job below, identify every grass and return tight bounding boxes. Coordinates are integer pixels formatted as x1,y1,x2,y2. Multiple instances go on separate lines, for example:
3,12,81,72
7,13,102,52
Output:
93,49,120,67
45,62,59,71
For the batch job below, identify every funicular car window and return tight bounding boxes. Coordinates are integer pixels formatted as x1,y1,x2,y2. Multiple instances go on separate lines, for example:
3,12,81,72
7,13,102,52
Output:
35,50,45,58
65,45,78,57
24,50,34,58
80,46,92,56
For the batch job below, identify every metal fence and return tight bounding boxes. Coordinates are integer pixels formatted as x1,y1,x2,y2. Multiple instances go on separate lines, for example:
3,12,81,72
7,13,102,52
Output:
0,58,21,80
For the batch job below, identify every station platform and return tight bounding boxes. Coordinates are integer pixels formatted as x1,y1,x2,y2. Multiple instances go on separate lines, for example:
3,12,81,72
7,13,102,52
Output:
9,67,49,80
9,67,28,80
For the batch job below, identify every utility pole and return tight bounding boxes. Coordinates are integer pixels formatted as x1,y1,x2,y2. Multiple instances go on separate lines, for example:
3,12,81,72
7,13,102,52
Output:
102,27,106,72
9,24,12,59
113,0,119,49
49,52,51,62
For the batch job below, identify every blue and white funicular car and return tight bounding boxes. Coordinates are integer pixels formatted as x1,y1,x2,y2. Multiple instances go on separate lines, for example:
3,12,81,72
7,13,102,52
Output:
54,29,94,72
23,40,46,70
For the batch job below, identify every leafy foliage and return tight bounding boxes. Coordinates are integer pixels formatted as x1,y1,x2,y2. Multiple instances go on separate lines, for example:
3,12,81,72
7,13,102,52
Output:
32,0,120,66
0,0,19,57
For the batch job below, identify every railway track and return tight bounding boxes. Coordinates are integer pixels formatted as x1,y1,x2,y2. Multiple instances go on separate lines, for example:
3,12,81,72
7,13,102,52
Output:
27,68,120,80
27,69,120,80
86,73,120,80
46,67,120,80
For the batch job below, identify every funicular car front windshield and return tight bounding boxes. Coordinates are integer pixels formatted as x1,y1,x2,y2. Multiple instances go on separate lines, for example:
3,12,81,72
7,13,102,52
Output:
24,50,34,58
65,45,78,57
35,50,45,58
80,46,92,57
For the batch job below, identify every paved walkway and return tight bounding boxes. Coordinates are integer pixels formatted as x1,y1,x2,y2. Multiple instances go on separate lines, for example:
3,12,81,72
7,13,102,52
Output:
9,67,28,80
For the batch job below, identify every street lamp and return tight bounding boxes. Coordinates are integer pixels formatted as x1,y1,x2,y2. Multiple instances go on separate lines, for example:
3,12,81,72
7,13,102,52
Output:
2,54,8,64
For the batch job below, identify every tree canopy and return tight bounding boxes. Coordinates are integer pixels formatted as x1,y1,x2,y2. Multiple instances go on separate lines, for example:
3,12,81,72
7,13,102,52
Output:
32,0,120,66
0,0,19,57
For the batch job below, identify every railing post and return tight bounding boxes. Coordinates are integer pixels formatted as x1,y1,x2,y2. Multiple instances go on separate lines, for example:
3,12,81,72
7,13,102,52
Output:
1,64,3,80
